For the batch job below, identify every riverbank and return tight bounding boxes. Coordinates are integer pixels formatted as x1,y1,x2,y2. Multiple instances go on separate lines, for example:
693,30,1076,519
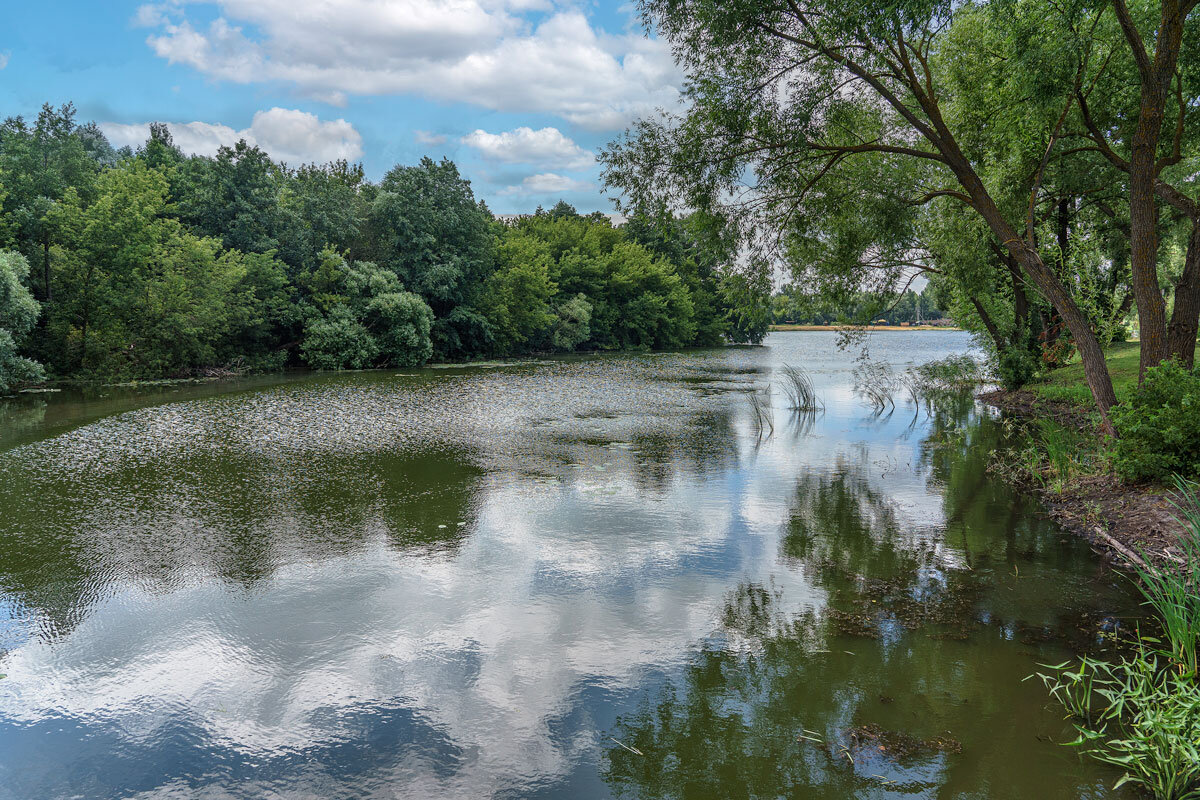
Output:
980,349,1194,572
770,323,961,331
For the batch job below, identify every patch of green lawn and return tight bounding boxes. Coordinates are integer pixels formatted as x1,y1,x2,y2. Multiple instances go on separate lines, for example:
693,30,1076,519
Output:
1028,341,1199,406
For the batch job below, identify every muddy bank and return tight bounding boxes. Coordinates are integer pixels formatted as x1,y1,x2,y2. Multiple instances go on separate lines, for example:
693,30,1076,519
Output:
980,389,1190,572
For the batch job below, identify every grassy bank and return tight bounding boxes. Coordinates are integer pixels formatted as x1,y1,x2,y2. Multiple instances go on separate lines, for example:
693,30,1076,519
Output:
980,340,1199,571
1028,341,1200,405
990,344,1200,799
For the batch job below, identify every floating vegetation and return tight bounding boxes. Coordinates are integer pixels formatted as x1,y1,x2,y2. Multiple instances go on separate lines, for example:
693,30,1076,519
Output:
822,566,985,642
844,723,963,763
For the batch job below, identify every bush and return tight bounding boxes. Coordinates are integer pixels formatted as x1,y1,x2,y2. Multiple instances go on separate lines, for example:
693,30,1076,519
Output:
1112,361,1200,483
996,341,1040,390
300,306,379,370
365,291,434,367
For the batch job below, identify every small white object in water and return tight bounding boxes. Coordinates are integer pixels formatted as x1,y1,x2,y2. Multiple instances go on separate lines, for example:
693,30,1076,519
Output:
438,524,447,529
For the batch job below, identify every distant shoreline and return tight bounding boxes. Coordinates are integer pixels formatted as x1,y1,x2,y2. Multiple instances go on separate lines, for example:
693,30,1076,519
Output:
770,324,964,332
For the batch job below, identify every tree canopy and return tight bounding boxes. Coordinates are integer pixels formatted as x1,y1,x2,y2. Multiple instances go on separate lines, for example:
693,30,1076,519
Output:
602,0,1199,428
0,105,770,389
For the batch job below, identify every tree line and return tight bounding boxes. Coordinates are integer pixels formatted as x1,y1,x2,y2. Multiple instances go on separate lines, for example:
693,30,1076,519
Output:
771,287,946,326
602,0,1199,433
0,104,771,391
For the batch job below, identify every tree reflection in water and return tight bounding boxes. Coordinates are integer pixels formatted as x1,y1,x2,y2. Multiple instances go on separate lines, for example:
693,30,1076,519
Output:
603,395,1127,799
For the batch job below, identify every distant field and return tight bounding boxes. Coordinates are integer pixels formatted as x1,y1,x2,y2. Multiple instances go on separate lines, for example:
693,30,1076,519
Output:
770,324,963,332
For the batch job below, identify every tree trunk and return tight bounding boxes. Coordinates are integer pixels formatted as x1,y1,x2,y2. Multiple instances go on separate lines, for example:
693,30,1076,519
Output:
1116,0,1190,378
970,296,1005,354
1056,199,1071,271
965,181,1118,429
1129,136,1168,374
1167,220,1200,368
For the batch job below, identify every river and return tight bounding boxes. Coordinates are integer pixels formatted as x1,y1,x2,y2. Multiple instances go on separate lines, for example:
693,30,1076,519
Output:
0,331,1136,799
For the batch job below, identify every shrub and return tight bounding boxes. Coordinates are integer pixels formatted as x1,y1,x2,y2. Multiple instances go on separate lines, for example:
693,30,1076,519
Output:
365,291,434,367
1112,361,1200,483
300,306,379,370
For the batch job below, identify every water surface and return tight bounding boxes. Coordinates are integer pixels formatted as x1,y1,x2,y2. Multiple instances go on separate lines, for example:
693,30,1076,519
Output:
0,332,1135,799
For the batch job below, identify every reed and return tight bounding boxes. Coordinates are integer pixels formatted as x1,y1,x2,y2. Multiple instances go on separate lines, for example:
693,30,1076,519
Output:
745,386,774,438
853,362,897,411
777,364,822,411
1131,476,1200,677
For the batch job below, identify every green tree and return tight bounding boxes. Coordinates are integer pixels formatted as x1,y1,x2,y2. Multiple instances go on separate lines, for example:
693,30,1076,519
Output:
601,0,1130,427
46,161,243,377
0,103,102,304
179,140,283,257
298,251,435,369
0,250,44,391
363,157,493,358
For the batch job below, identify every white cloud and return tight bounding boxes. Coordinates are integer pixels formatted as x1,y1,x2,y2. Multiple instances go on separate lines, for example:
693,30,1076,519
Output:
0,53,9,70
498,172,594,197
414,130,449,146
137,2,681,129
99,108,363,165
462,127,593,169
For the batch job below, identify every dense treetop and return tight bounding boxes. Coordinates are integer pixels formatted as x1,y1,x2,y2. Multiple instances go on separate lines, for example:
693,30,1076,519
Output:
0,103,770,391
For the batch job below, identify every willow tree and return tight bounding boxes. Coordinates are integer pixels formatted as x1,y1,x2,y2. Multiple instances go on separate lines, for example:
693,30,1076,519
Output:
1071,0,1200,371
602,0,1125,426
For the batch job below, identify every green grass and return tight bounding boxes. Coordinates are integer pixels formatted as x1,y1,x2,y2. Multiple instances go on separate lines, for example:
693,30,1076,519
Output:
1029,342,1200,406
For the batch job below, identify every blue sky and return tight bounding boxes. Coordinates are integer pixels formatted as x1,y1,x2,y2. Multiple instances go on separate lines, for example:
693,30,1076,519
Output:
0,1,681,213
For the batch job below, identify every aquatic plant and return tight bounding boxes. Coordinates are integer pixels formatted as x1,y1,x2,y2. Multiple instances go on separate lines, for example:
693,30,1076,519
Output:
910,354,983,390
1131,476,1200,678
777,364,822,411
853,362,896,411
1036,645,1200,800
745,385,774,438
988,418,1098,494
899,354,984,404
1035,477,1200,799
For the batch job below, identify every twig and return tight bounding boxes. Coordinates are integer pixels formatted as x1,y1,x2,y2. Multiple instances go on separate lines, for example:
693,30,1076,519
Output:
1091,525,1150,571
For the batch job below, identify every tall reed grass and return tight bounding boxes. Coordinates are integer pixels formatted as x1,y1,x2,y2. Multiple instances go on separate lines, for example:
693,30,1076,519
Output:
745,386,774,439
777,365,823,411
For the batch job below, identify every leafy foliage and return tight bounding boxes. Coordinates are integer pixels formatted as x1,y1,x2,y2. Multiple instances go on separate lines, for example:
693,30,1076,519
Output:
0,107,768,385
1112,362,1200,482
0,250,44,391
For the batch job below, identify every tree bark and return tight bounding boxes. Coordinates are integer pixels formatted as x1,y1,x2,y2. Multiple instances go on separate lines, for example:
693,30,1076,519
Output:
1113,0,1190,377
1129,136,1169,373
1167,221,1200,368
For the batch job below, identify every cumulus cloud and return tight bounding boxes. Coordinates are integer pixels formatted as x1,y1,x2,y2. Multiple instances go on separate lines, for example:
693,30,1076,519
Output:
462,127,593,170
136,1,681,129
99,108,363,165
498,173,594,197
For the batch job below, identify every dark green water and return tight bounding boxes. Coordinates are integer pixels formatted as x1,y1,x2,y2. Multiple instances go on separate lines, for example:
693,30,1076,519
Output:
0,331,1136,799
